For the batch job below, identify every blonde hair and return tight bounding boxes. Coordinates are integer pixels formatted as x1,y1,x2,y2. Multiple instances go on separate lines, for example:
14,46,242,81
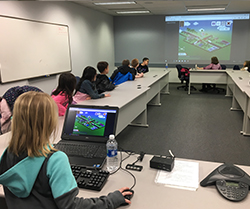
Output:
9,91,58,157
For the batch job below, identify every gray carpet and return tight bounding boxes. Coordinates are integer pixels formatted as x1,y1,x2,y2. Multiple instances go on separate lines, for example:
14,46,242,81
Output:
116,83,250,166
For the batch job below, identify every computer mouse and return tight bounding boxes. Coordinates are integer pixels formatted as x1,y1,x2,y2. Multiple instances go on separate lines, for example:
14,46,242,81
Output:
120,189,134,206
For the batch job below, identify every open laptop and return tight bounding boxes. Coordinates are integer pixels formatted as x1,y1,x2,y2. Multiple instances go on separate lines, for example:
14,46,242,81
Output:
55,104,119,169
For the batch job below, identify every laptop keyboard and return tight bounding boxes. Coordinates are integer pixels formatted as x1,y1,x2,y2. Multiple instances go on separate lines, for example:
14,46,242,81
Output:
55,143,106,158
71,165,110,191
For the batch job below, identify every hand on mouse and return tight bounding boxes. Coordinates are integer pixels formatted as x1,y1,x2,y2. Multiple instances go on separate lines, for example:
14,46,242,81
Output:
119,187,132,204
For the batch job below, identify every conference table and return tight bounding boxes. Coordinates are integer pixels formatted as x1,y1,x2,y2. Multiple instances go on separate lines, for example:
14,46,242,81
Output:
77,70,170,135
188,69,229,95
188,69,250,136
1,130,250,208
226,70,250,136
77,155,250,209
131,69,170,105
2,69,250,208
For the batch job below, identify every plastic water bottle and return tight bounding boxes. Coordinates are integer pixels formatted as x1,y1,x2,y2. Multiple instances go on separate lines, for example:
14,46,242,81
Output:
165,60,168,69
106,134,118,172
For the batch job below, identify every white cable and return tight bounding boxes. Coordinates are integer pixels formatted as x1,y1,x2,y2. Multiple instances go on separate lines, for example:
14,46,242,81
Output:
169,150,175,158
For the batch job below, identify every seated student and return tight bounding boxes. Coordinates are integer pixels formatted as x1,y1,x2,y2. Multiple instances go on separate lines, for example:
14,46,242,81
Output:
197,56,222,70
75,66,111,99
51,72,79,116
0,85,42,134
110,59,136,85
0,91,132,209
241,60,250,71
197,56,222,92
95,61,116,94
137,57,149,74
131,58,144,78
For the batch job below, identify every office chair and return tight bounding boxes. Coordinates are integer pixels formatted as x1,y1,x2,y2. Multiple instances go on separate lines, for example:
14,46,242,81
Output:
204,84,225,94
176,65,196,91
204,65,226,94
233,65,240,70
221,65,227,70
75,76,80,85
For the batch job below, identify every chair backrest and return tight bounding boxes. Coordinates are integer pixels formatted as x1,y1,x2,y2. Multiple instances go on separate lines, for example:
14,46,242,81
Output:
221,65,227,70
176,64,190,83
233,65,240,70
176,64,182,79
75,76,80,85
180,67,190,79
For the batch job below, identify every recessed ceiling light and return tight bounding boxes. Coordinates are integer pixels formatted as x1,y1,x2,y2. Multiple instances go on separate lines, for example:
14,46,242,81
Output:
187,8,225,12
94,2,136,6
116,11,150,14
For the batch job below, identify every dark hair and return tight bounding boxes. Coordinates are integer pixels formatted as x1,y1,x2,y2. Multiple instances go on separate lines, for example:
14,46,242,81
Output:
97,61,109,73
122,59,130,66
142,57,149,62
52,72,76,104
131,58,139,68
211,56,219,65
76,66,97,92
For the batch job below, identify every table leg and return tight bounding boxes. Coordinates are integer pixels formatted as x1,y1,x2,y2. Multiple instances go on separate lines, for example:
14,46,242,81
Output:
130,109,149,128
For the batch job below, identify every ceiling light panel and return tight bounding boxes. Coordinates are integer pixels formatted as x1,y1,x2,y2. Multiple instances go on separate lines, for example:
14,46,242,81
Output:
94,2,136,6
116,11,150,14
187,8,226,12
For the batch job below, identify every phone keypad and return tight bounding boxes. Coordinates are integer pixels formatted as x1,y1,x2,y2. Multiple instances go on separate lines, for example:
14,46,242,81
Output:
216,180,249,202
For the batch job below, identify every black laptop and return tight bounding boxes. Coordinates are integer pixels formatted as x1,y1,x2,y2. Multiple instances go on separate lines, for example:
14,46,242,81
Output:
55,104,119,169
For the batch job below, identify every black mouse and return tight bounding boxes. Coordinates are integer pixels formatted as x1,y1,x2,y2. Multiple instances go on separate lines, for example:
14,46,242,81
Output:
120,189,134,206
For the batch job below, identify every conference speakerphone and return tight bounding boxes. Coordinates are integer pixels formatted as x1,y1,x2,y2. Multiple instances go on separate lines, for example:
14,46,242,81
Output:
150,150,175,172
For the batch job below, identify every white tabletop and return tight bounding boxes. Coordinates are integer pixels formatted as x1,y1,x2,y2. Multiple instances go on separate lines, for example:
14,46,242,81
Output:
190,69,229,72
77,154,250,209
1,99,250,208
127,69,170,87
227,71,250,96
77,83,149,108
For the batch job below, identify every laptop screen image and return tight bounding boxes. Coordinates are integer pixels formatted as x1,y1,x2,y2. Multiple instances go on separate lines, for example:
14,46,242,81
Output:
61,105,119,143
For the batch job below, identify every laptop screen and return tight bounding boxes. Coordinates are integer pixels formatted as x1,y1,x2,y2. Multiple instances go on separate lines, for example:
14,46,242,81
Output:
61,105,119,142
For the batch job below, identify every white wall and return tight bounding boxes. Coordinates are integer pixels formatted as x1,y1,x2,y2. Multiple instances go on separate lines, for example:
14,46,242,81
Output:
0,1,115,95
114,15,165,64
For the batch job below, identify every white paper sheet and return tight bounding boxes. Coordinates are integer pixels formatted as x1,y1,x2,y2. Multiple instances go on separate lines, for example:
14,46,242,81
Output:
155,160,199,191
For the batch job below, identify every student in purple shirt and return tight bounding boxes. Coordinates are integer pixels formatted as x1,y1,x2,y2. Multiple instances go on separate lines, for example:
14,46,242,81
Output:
197,56,222,92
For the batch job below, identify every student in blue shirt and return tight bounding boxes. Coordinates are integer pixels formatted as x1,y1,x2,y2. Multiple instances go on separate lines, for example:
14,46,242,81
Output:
76,66,111,99
110,59,136,84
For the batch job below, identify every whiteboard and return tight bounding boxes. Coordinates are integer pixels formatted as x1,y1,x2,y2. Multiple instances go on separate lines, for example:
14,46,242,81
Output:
0,15,72,83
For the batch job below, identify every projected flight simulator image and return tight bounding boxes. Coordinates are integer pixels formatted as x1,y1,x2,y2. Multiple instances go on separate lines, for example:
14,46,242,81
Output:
73,110,107,136
178,20,233,60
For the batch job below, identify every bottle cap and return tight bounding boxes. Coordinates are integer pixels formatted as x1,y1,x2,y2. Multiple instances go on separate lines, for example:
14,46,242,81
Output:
109,134,115,139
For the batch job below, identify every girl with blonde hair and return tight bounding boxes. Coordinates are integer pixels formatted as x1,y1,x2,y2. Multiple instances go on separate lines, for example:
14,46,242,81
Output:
0,91,131,209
